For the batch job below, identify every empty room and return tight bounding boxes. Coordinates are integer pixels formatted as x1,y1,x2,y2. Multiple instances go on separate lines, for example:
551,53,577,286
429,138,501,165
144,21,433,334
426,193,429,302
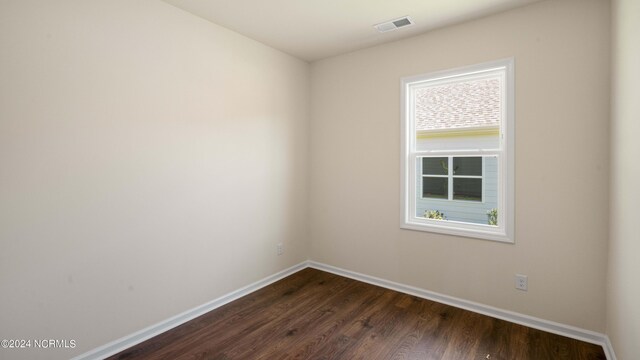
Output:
1,0,638,359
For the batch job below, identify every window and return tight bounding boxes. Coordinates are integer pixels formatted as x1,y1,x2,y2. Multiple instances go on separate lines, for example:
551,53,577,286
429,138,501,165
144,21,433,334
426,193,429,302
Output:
422,156,483,202
401,59,514,242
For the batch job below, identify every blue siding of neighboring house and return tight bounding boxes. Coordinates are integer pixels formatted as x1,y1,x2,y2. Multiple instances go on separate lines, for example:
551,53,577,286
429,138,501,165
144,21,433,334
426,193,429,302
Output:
416,134,498,225
416,156,497,225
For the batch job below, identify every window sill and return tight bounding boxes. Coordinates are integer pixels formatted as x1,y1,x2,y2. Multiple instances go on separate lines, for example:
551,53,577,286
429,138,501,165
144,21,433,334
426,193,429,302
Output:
401,218,513,243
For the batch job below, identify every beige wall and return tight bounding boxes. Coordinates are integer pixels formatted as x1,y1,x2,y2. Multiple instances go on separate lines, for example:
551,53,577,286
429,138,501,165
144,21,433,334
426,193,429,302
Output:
310,0,610,332
0,1,309,359
607,0,640,358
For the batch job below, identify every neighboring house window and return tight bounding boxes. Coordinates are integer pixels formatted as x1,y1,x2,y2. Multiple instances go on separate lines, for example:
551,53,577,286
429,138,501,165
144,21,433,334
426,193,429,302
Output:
422,156,483,202
400,59,514,243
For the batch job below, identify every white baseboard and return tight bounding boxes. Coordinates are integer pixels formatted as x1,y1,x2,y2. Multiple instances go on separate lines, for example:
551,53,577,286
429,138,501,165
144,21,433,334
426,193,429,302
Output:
71,261,308,360
74,260,615,360
602,335,618,360
307,261,613,360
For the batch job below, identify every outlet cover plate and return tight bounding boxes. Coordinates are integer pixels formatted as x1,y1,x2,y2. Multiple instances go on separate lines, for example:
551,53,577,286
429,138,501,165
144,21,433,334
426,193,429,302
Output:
515,274,528,291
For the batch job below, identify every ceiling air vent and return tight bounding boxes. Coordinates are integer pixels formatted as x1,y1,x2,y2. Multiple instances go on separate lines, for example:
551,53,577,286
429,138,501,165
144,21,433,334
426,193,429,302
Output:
374,16,414,33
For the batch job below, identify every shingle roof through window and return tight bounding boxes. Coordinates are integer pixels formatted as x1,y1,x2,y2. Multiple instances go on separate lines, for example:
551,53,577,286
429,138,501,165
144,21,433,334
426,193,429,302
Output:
415,77,500,131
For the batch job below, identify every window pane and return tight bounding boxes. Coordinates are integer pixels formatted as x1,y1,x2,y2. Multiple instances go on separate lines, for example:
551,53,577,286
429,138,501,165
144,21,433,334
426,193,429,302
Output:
422,177,448,199
422,157,448,175
453,178,482,201
453,157,482,176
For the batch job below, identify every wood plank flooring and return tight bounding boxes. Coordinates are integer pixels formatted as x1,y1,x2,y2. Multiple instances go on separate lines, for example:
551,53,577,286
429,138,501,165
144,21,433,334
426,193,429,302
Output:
108,268,606,360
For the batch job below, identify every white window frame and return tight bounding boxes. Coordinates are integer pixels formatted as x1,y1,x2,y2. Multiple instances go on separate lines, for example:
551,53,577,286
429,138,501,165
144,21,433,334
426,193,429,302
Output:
400,58,515,243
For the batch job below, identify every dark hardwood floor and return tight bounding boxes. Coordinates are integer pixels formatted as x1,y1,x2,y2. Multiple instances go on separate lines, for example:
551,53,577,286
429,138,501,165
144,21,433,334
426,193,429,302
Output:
108,268,606,360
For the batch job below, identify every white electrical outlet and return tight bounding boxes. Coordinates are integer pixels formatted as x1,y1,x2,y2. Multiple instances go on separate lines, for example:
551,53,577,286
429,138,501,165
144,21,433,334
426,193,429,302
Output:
515,274,528,291
277,243,284,256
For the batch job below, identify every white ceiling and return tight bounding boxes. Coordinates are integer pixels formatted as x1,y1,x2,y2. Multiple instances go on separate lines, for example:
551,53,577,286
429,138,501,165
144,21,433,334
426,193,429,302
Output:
162,0,541,62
